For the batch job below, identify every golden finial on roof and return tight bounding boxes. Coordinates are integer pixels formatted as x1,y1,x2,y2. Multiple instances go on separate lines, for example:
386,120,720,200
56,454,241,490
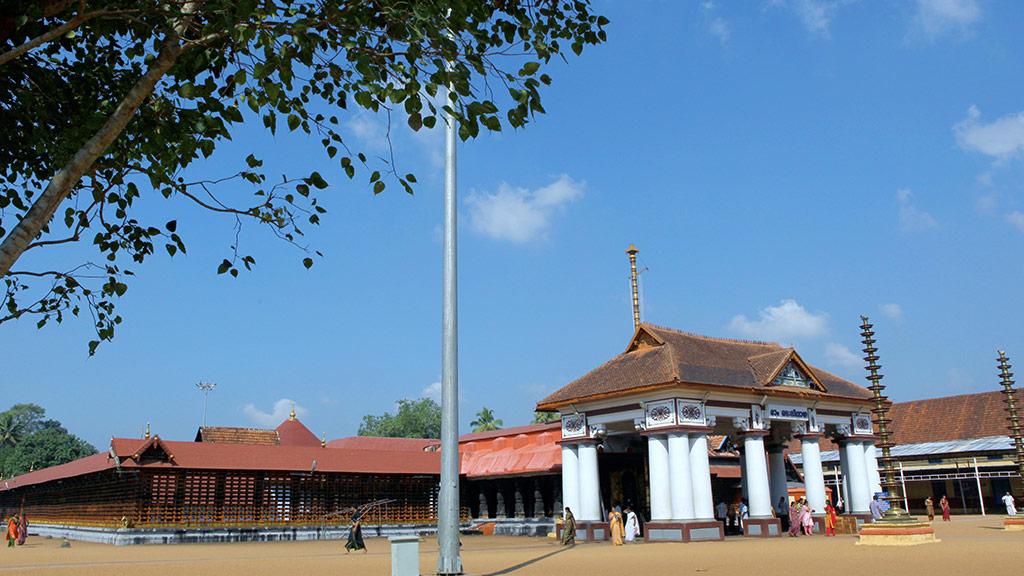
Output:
321,433,327,448
144,422,151,440
289,404,296,421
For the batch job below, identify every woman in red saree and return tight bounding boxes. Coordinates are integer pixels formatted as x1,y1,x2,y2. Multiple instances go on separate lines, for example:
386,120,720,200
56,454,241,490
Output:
824,502,837,536
5,517,17,548
940,495,951,521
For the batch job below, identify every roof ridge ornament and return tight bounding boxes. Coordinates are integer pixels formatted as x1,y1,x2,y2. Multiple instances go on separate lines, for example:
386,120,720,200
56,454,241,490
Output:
289,403,296,421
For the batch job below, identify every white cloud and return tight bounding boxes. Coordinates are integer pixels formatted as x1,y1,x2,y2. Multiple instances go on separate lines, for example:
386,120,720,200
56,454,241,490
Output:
421,381,442,402
243,398,306,427
912,0,981,38
770,0,851,37
897,189,939,232
1006,212,1024,233
954,105,1024,160
466,174,585,243
880,303,903,320
824,342,861,369
701,2,731,44
729,299,829,341
348,113,390,152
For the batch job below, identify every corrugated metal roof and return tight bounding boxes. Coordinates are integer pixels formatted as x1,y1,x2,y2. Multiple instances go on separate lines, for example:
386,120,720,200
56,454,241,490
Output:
790,435,1015,465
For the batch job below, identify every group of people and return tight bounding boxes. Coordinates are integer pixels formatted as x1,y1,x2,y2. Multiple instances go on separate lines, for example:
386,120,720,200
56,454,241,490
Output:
559,504,642,546
922,495,951,522
785,497,833,537
5,514,28,548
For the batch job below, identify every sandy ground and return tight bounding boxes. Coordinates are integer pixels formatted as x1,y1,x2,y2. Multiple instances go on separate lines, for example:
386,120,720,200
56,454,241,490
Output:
1,516,1021,576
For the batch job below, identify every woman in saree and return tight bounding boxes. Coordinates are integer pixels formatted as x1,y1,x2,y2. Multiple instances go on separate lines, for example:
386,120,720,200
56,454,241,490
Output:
609,506,624,546
16,514,26,546
925,496,935,522
940,495,951,522
800,500,814,535
561,507,576,545
824,502,837,537
5,517,17,548
344,511,366,553
788,501,801,537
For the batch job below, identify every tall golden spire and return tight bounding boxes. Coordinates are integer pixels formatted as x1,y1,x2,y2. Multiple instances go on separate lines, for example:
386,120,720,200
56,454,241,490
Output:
144,422,151,440
626,244,641,331
321,432,327,448
289,404,297,421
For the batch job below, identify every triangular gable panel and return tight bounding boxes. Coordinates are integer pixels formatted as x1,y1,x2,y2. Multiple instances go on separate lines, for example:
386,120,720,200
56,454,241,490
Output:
769,354,827,393
132,437,175,465
624,325,665,353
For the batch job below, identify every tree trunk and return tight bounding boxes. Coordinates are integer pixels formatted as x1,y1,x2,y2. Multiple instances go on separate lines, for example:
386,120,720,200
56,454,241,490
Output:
0,36,183,278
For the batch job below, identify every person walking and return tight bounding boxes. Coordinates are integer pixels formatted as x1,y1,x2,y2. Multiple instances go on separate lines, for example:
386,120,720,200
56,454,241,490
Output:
800,500,814,535
739,499,749,533
716,500,727,523
16,514,26,546
824,502,837,537
788,501,801,537
869,494,883,522
344,512,366,553
1001,492,1017,516
5,517,16,548
609,506,625,546
561,507,576,546
624,507,640,543
925,496,935,522
940,495,951,522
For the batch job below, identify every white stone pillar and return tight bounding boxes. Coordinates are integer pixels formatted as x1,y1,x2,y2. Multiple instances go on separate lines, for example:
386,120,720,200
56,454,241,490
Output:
668,432,694,520
561,444,580,518
863,442,882,495
689,433,715,520
838,443,851,509
577,442,602,521
842,440,870,514
799,435,827,515
647,435,672,521
768,446,789,511
739,450,749,501
742,433,773,518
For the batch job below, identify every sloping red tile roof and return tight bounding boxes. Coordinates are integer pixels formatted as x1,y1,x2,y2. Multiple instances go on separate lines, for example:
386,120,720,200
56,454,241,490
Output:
1,437,441,493
887,390,1022,445
275,418,322,447
328,437,440,452
537,324,872,409
460,424,562,478
196,427,280,445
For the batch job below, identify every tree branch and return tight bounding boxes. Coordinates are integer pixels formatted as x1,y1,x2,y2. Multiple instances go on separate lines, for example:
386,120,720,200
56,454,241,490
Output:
0,9,139,67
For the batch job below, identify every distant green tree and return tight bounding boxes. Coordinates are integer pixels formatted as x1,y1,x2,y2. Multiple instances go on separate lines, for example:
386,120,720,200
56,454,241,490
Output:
2,427,95,477
0,404,96,477
532,411,559,424
358,398,442,439
471,407,502,433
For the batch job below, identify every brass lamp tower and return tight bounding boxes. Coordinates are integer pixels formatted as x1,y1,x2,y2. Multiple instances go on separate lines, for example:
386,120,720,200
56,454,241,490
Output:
997,351,1024,487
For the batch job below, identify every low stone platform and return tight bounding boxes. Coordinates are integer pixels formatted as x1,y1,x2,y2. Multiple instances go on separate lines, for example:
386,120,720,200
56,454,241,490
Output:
473,518,554,537
856,521,938,546
743,517,781,538
29,522,452,546
646,520,724,542
1003,516,1024,531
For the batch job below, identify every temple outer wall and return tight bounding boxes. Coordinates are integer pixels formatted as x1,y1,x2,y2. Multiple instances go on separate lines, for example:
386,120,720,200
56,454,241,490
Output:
29,522,452,546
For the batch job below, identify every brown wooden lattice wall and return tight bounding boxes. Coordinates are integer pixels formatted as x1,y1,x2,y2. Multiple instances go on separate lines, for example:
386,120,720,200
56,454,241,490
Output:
0,469,466,529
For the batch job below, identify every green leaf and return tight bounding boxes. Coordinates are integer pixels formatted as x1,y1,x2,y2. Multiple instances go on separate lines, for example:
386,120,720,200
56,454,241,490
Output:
520,61,541,76
217,260,231,274
302,257,314,269
165,220,177,232
287,114,301,131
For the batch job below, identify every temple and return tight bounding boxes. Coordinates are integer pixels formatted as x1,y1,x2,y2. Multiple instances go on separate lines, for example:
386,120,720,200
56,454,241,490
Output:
537,323,881,541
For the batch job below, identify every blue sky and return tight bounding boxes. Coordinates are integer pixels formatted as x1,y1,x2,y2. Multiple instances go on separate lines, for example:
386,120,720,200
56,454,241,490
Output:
3,0,1024,450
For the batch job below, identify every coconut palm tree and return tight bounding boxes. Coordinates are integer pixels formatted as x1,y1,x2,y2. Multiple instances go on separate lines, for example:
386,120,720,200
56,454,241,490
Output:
0,413,24,448
532,411,559,424
471,407,503,433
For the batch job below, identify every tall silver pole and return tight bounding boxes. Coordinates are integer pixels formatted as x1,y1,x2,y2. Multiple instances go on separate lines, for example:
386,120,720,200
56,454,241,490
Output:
973,457,985,516
436,60,462,575
898,462,909,511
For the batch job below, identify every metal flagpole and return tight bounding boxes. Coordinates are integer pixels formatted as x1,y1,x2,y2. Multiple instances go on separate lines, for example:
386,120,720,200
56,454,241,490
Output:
436,49,462,575
899,462,908,511
973,458,985,516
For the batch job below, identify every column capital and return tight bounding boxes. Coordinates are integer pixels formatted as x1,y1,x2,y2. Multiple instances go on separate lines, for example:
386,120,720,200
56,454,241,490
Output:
557,437,600,446
794,432,824,440
639,424,712,437
737,429,771,439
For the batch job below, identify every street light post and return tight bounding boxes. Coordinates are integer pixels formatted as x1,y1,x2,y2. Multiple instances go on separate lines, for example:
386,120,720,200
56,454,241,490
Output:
196,381,217,428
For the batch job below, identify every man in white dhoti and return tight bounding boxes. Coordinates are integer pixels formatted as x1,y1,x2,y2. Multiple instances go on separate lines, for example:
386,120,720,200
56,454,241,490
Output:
624,506,640,543
1002,492,1017,516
